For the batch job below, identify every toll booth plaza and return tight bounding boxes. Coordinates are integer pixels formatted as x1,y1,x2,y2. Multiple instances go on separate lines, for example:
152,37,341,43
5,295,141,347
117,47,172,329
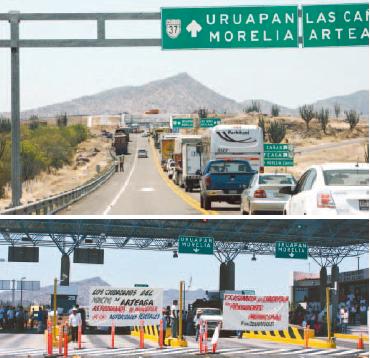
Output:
0,219,368,357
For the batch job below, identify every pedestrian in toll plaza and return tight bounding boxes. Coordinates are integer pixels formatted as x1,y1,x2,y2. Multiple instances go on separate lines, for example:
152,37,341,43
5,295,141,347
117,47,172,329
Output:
68,307,82,342
170,300,178,338
194,309,202,342
119,155,124,172
342,308,349,333
76,304,86,334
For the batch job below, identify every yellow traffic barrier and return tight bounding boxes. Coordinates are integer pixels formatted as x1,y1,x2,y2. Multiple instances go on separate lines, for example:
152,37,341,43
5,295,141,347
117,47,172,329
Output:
334,333,369,342
131,325,171,343
242,326,336,349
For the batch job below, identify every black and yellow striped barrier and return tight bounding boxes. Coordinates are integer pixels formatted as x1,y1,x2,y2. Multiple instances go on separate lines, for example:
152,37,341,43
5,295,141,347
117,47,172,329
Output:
131,325,171,343
242,326,336,348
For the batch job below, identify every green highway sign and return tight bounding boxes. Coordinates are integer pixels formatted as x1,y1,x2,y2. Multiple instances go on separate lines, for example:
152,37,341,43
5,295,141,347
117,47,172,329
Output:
172,118,194,128
302,3,369,47
161,6,299,50
264,144,294,152
264,143,294,166
275,241,308,260
200,118,221,128
178,236,214,255
265,159,294,167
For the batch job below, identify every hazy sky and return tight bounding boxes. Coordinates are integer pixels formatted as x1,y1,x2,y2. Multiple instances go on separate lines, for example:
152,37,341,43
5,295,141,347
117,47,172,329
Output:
0,236,367,296
0,0,368,112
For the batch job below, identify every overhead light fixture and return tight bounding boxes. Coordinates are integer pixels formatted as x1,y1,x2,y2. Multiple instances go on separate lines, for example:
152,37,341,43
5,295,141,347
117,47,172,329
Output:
251,253,257,261
173,250,178,258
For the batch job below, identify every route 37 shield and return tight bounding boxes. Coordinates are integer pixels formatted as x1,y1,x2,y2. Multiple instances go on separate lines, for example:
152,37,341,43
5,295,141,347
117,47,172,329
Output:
166,19,181,39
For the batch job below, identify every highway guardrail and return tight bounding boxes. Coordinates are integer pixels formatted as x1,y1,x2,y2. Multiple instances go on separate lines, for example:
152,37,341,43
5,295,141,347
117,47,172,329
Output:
0,163,115,215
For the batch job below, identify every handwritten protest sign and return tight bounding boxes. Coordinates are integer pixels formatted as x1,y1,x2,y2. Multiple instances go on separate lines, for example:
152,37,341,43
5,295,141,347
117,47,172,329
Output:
89,287,163,326
223,294,289,331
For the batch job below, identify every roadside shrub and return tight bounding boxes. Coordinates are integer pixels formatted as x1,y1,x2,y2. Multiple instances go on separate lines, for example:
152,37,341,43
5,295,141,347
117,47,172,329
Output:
0,117,11,133
299,104,315,131
28,115,40,130
344,110,360,131
57,113,68,127
258,115,267,141
268,120,286,143
244,100,261,113
317,108,330,134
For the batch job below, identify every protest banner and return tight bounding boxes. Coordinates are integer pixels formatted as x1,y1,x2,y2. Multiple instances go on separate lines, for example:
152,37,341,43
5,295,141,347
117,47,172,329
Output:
89,287,163,326
223,294,289,331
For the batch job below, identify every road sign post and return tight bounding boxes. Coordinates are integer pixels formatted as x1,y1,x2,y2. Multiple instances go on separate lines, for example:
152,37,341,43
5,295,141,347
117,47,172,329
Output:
178,236,214,255
264,143,294,167
275,241,308,259
302,3,369,48
162,6,299,49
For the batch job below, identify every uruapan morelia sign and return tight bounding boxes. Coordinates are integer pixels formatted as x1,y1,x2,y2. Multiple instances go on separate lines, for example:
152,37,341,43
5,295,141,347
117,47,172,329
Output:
178,236,214,255
162,6,299,49
275,241,308,259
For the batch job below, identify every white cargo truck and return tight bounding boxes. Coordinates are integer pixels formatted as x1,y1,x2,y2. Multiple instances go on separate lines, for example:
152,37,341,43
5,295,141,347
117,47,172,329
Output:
172,135,202,191
202,124,264,172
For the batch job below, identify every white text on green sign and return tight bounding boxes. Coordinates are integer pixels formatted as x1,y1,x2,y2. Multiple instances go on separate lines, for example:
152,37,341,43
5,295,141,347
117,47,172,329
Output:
200,118,221,128
178,236,214,255
264,159,294,167
172,118,194,128
162,6,299,49
302,3,369,47
264,143,294,152
275,241,308,259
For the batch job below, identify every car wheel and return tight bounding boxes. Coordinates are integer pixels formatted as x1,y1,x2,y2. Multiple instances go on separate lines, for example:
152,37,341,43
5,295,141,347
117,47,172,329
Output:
204,196,211,210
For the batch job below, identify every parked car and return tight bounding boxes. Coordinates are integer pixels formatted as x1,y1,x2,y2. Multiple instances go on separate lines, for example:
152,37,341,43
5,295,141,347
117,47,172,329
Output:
200,159,256,210
137,149,148,158
240,173,296,215
280,163,369,215
196,308,223,334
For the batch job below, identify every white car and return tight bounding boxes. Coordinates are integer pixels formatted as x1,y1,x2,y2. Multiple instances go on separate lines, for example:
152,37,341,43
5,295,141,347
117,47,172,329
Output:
240,173,296,215
281,163,369,215
196,308,223,333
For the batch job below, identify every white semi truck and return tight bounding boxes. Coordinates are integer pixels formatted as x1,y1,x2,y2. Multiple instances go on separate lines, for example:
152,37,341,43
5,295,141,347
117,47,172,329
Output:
172,135,202,192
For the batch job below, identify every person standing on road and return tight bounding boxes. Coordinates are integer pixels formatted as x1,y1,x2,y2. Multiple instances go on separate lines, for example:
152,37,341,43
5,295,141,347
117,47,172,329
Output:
76,305,86,334
119,155,125,172
170,300,178,338
68,307,82,342
194,310,202,342
342,308,349,333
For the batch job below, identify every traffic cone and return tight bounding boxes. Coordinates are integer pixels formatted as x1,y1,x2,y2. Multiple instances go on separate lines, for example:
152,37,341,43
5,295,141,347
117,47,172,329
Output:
357,334,364,350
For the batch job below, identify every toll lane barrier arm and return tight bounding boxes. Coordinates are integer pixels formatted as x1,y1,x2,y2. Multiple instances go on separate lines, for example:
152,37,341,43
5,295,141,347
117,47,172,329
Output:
334,333,369,342
0,163,115,215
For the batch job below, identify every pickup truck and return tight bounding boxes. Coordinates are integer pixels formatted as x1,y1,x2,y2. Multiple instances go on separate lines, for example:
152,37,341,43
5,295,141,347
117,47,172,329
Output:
200,159,256,210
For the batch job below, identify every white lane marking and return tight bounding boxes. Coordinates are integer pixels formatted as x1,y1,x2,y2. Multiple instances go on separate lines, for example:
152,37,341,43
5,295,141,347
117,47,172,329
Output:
331,349,364,356
259,348,298,354
140,187,155,192
219,348,267,354
102,138,139,215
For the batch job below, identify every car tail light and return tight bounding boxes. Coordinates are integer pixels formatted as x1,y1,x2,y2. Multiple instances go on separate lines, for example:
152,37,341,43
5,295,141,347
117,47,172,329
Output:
254,189,267,198
317,192,336,208
259,166,264,173
205,175,212,188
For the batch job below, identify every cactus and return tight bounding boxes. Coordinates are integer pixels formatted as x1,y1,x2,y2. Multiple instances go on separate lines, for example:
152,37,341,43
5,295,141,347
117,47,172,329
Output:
268,120,286,143
258,115,267,141
334,103,341,119
317,108,330,134
299,104,315,131
271,104,280,117
344,110,360,131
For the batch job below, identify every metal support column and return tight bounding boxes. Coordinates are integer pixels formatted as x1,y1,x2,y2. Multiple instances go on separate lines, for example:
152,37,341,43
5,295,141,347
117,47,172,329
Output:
60,254,70,286
219,261,235,291
331,264,339,332
9,11,21,207
320,266,328,309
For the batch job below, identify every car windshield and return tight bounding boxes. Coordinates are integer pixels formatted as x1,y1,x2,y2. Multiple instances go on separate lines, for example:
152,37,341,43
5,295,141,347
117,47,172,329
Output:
202,309,221,315
209,161,252,174
323,169,369,186
259,175,295,185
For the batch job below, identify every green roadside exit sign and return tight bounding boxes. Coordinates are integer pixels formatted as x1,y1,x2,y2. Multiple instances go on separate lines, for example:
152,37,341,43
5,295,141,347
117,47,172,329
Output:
264,143,294,167
275,241,308,260
200,118,221,128
172,118,194,128
178,236,214,255
161,6,299,49
302,3,369,47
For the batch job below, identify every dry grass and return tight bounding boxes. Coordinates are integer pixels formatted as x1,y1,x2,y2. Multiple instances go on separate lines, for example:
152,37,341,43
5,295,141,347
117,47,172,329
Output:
0,130,112,210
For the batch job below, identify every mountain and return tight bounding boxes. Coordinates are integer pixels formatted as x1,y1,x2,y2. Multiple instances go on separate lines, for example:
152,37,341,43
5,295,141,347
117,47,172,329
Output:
12,73,368,118
0,277,206,307
20,73,242,118
311,90,369,115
